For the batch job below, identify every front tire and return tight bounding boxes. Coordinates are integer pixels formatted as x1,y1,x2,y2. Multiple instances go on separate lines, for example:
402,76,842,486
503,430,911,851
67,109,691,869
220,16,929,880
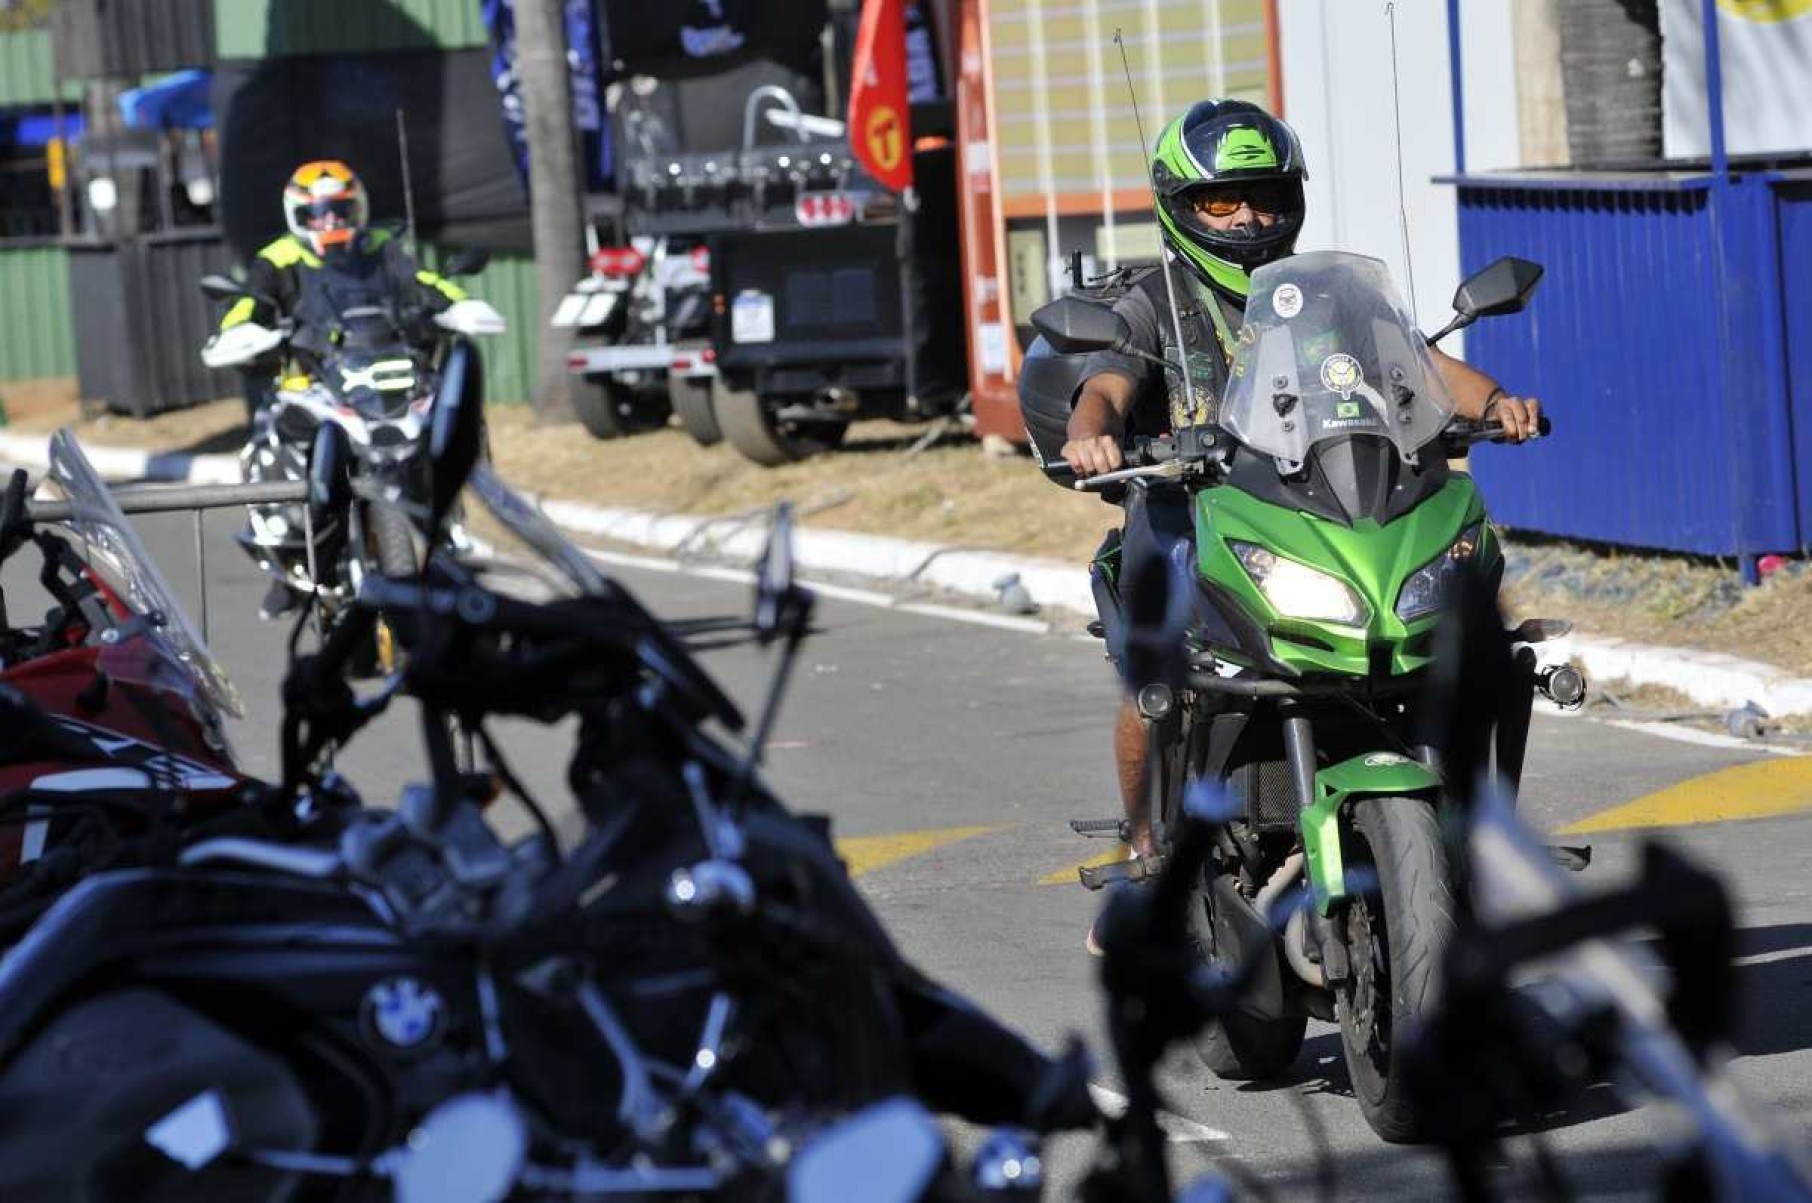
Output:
1338,797,1456,1142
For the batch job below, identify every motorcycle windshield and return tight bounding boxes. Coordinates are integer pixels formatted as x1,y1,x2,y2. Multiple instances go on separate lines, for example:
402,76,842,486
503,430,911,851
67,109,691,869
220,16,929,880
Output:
44,429,245,720
1220,251,1454,471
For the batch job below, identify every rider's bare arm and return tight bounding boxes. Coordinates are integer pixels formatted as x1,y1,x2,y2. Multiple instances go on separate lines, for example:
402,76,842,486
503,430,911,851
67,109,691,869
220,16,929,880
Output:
1064,372,1139,477
1432,348,1542,443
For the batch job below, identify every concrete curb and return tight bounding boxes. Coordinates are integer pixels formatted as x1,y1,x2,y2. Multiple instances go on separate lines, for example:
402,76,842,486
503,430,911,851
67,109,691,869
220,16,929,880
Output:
5,429,1807,718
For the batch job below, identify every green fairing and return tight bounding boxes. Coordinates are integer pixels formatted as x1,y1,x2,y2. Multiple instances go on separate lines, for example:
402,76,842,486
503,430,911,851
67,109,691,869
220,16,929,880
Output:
1192,477,1495,677
1300,753,1443,912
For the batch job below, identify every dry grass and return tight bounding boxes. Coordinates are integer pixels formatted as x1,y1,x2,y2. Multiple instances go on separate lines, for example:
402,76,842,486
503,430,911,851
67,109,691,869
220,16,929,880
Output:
1,377,246,454
483,406,1112,564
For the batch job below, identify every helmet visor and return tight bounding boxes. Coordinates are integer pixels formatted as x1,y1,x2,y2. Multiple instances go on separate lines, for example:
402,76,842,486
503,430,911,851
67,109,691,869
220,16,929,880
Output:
295,196,361,231
1182,180,1298,220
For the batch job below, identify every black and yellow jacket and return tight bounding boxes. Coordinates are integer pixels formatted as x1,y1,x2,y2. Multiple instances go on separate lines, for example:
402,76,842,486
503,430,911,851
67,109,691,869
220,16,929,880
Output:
219,228,467,333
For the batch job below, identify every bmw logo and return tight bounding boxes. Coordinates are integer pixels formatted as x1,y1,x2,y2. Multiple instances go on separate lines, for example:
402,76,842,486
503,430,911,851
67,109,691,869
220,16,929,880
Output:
359,976,446,1055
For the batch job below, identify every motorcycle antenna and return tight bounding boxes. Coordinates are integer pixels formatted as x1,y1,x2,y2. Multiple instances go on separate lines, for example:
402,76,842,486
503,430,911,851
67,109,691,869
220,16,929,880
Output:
395,107,418,258
1383,3,1419,315
1114,29,1199,418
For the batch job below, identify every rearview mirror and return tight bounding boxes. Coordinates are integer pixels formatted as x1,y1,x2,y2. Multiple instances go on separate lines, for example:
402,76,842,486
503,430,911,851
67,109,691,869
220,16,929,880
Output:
1119,539,1194,697
788,1098,944,1203
304,423,353,584
1426,257,1544,345
1453,257,1543,320
428,339,486,530
754,502,808,644
198,274,249,302
442,247,490,278
1030,296,1132,356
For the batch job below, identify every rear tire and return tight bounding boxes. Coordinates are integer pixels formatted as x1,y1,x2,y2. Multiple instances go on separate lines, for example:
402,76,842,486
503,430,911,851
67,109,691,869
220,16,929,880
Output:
1338,797,1456,1143
670,374,723,446
714,381,849,466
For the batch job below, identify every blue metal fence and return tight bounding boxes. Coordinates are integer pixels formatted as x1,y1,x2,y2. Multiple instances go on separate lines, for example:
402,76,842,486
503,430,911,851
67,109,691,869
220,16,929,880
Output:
1451,173,1800,561
1444,0,1809,575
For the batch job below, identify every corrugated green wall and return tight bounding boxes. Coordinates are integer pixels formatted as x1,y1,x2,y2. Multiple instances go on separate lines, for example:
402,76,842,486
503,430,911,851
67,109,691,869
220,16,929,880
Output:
0,28,65,106
424,247,538,405
216,0,489,58
0,245,74,380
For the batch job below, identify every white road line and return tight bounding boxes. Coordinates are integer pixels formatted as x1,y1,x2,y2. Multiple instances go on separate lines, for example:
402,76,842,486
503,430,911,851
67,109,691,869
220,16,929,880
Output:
576,543,1068,636
1595,717,1802,757
571,541,1804,757
1087,1084,1232,1144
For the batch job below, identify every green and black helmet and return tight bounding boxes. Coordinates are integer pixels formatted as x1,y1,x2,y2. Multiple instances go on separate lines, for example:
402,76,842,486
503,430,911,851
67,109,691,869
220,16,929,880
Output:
1150,99,1308,299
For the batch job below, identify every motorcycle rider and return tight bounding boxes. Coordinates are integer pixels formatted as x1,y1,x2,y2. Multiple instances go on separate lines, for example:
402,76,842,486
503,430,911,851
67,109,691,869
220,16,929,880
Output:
1061,100,1542,953
203,160,501,618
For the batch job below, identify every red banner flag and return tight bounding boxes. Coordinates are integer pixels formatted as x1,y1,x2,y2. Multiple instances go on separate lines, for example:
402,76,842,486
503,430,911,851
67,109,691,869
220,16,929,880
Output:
848,0,914,193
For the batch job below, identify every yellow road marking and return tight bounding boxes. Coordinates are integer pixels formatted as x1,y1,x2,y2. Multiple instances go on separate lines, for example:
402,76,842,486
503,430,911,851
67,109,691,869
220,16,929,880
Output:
835,826,997,878
1039,845,1131,886
1558,757,1812,836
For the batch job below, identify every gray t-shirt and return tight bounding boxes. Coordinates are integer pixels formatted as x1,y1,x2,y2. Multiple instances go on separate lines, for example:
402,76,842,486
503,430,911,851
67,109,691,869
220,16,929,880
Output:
1079,277,1244,435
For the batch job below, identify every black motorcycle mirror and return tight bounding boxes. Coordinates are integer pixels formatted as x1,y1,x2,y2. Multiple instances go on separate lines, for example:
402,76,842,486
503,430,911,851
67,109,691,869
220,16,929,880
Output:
427,338,486,536
304,422,354,585
442,247,490,278
1030,295,1131,355
1032,295,1179,375
198,273,281,312
1425,256,1544,346
732,503,817,801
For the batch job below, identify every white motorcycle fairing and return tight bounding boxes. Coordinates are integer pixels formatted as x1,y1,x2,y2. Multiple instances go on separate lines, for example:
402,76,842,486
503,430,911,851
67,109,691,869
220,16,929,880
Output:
434,299,507,337
200,323,285,369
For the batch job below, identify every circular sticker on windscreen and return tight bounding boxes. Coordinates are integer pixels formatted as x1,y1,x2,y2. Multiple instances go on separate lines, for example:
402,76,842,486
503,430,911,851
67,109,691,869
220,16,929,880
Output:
1272,283,1304,319
1321,352,1363,398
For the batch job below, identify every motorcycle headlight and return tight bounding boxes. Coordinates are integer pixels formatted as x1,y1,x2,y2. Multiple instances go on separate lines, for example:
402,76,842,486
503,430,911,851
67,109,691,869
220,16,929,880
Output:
1229,541,1368,627
1395,524,1484,623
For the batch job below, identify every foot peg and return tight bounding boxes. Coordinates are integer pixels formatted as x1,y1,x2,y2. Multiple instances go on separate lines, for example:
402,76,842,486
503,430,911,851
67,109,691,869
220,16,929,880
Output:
1070,817,1130,841
1079,853,1164,891
1547,844,1592,872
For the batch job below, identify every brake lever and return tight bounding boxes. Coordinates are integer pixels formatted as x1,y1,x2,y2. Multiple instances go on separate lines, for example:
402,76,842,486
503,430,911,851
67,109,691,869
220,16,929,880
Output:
1072,460,1187,492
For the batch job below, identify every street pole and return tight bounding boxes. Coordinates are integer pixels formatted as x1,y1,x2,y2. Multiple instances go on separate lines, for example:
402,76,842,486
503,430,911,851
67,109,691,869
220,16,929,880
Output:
514,0,584,424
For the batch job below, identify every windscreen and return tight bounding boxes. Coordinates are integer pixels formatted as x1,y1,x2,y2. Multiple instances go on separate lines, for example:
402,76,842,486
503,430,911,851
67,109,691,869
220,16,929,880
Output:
468,462,610,597
1220,251,1454,470
44,429,245,719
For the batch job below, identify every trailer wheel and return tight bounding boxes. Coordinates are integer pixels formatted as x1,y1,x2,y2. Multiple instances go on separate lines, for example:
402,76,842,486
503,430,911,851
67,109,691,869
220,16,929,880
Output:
715,382,849,467
572,376,628,440
671,374,722,446
572,376,672,441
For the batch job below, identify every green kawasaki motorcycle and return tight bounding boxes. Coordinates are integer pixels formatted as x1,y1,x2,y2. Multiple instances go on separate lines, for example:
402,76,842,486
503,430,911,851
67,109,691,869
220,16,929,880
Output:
1022,250,1586,1141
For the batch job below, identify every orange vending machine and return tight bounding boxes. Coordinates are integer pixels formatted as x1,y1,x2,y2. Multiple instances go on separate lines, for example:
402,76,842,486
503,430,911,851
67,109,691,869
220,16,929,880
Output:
948,0,1282,442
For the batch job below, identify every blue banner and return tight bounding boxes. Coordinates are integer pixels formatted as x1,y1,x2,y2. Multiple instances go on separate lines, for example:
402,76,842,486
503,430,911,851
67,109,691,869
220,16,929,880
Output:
480,0,612,192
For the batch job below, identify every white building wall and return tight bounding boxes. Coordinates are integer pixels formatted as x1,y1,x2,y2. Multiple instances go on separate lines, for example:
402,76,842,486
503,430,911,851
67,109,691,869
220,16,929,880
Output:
1277,0,1519,334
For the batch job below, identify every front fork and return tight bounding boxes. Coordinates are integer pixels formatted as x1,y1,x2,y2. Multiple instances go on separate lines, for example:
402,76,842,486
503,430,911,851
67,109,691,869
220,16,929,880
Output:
1281,707,1351,985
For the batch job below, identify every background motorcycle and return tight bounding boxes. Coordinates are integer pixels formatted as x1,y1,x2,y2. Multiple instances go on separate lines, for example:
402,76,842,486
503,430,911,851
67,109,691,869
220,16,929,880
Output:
0,431,315,942
198,250,501,669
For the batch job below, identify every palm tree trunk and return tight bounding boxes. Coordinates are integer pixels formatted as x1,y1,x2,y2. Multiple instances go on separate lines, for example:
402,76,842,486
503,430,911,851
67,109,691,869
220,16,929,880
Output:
514,0,584,424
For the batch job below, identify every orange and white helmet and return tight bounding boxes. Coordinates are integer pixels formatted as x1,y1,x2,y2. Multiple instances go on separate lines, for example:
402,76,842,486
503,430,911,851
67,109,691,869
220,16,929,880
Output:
283,160,369,255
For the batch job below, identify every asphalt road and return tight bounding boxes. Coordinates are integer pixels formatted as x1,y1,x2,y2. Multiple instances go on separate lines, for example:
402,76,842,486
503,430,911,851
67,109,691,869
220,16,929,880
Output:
19,504,1812,1201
